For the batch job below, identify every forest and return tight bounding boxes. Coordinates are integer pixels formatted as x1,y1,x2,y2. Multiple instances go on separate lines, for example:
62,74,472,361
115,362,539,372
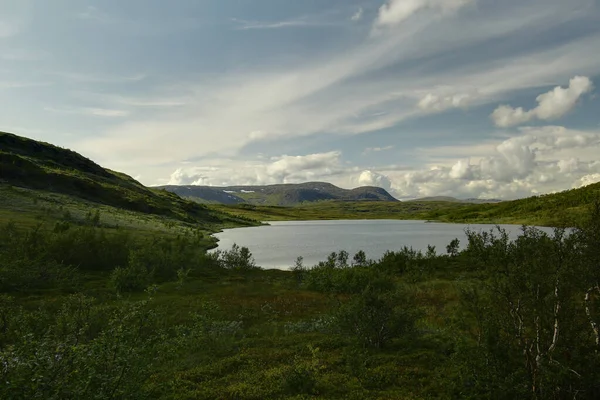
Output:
1,203,599,399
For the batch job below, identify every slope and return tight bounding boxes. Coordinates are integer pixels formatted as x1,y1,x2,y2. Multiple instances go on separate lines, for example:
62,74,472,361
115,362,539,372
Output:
426,182,600,226
0,131,257,231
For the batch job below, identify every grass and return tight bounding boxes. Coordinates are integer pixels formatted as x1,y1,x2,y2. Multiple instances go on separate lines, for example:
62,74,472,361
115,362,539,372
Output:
210,200,468,222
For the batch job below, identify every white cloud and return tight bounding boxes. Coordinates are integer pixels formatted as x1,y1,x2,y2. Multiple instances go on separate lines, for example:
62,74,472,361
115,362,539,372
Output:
449,159,474,179
374,0,474,28
85,108,130,117
363,145,394,154
417,92,474,111
76,6,116,24
351,7,364,22
574,173,600,188
358,170,393,191
383,126,600,199
168,151,346,187
44,106,130,118
69,0,600,184
231,16,337,30
491,76,594,127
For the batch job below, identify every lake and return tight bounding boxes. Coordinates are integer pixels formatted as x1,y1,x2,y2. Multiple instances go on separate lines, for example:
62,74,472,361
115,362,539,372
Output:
212,220,556,270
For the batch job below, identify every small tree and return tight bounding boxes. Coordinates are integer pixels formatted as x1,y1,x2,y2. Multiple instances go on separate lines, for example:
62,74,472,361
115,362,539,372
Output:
217,244,259,271
352,250,367,267
446,238,460,257
291,256,306,284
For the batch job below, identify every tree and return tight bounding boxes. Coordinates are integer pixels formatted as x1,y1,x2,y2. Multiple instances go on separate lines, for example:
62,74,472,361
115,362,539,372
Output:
446,238,460,257
352,250,367,267
459,226,598,398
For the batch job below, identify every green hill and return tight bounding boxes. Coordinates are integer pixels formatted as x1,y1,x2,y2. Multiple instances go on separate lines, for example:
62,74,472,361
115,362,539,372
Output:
158,182,398,206
426,183,600,226
0,131,257,235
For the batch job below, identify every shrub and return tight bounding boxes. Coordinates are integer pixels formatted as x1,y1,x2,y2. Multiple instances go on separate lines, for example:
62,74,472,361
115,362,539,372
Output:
109,252,151,293
334,285,420,348
283,345,323,395
214,244,260,271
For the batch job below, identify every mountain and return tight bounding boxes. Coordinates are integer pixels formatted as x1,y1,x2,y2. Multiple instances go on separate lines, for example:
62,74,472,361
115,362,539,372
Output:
158,182,398,206
0,131,255,228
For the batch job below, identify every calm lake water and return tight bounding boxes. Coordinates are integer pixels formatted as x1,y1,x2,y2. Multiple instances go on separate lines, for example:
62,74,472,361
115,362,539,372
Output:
212,220,555,270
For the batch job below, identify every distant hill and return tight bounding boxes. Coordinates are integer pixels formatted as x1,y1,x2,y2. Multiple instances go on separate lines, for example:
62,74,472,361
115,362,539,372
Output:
426,182,600,226
412,196,502,204
158,182,398,206
0,131,254,228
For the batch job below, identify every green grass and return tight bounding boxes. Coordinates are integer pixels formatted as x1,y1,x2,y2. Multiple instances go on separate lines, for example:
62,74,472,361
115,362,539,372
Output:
210,200,468,222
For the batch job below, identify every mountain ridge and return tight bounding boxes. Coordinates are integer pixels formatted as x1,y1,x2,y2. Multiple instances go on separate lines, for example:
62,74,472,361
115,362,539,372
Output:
157,182,398,206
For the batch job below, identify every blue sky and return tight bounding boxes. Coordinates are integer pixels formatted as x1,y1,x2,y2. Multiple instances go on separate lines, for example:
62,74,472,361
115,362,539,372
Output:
2,0,600,199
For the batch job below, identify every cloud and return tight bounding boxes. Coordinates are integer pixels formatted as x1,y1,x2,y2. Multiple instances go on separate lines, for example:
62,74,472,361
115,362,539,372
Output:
49,72,147,84
383,126,600,199
0,1,31,38
491,76,594,127
0,81,53,89
358,170,393,191
374,0,474,28
76,6,116,24
364,145,395,154
44,106,130,118
231,17,334,30
417,92,475,111
351,7,364,22
574,173,600,188
72,0,600,183
0,48,45,61
168,151,346,186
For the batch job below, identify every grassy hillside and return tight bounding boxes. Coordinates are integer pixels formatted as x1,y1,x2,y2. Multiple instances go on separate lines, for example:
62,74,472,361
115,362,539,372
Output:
0,131,258,242
426,182,600,226
159,182,398,206
210,200,466,222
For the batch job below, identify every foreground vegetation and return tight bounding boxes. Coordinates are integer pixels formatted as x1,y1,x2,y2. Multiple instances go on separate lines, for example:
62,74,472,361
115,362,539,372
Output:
2,200,600,399
3,130,600,398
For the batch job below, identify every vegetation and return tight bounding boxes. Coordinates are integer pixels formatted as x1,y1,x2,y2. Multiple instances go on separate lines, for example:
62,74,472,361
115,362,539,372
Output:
0,131,258,232
2,131,600,398
2,201,600,398
210,181,600,228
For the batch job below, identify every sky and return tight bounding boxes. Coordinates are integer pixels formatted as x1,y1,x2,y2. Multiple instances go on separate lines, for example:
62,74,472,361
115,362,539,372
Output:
2,0,600,200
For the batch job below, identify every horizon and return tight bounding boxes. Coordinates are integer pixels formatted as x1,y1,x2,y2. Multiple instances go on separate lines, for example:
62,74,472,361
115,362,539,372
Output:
2,0,600,200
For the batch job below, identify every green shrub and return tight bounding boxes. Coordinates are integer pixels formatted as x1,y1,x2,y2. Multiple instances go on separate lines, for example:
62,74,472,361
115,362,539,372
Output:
0,259,79,292
109,251,151,293
283,345,323,395
214,243,260,271
334,285,420,348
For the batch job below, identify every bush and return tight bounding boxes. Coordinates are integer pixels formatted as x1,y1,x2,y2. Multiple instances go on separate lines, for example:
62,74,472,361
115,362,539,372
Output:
0,259,79,292
283,345,323,395
334,285,420,348
214,244,260,271
0,296,162,400
109,251,151,293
